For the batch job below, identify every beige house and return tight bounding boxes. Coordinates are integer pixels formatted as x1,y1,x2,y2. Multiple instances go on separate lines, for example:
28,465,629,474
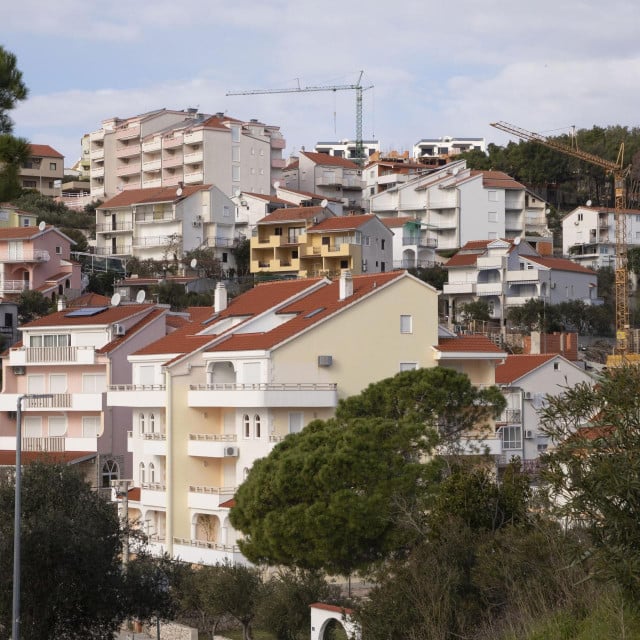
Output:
20,144,64,197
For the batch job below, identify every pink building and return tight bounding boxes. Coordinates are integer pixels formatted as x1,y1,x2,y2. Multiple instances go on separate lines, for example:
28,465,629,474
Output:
0,294,176,491
0,225,82,300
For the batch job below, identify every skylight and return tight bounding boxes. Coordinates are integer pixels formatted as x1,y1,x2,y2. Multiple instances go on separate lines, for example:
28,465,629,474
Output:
304,307,325,319
65,306,109,317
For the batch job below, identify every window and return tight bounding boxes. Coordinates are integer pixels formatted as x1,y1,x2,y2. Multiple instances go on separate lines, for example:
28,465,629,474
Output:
254,414,261,438
4,313,12,327
289,412,304,434
83,373,106,393
232,166,240,182
400,315,412,334
49,162,57,171
24,416,42,437
488,231,497,239
139,462,146,484
27,374,45,394
381,239,385,250
223,205,230,217
502,425,522,449
55,246,62,254
274,227,283,236
232,147,240,162
139,412,146,434
23,180,36,188
222,252,228,263
148,462,156,483
400,362,417,372
288,227,304,243
82,416,100,437
553,362,559,371
577,213,584,221
370,186,375,196
101,460,119,488
243,414,251,438
488,190,498,202
488,211,498,222
29,333,70,347
231,126,240,142
149,413,156,433
48,416,66,436
49,373,67,394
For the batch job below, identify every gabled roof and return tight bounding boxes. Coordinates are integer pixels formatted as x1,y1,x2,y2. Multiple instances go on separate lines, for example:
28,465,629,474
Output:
495,354,557,384
257,206,328,224
307,214,376,232
100,185,211,209
381,217,417,228
69,292,112,307
300,151,360,169
435,334,506,355
207,272,406,353
242,192,294,205
275,186,342,203
525,256,596,274
97,308,166,354
29,144,63,158
475,170,525,190
444,239,516,268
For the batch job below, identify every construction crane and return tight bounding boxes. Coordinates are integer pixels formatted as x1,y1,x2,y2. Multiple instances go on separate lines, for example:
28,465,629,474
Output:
490,121,631,358
226,71,373,165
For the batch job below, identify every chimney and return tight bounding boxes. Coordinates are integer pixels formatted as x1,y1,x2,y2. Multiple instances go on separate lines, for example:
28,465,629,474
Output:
57,298,66,311
339,269,353,301
214,282,228,313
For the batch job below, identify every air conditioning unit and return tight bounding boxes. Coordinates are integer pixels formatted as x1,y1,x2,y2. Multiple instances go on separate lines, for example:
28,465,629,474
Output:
524,391,533,400
224,446,239,457
114,324,126,336
317,355,333,367
12,366,25,375
525,429,535,439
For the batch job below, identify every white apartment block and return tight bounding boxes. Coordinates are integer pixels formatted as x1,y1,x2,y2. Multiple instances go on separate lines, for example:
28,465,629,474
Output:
314,139,380,161
413,136,486,160
562,205,640,270
95,185,242,268
87,109,285,201
369,160,550,255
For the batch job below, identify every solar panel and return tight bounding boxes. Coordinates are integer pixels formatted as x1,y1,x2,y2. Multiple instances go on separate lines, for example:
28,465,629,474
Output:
65,306,109,317
304,307,325,319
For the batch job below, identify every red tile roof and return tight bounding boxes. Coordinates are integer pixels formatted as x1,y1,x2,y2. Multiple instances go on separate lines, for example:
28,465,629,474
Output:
525,256,596,274
258,206,327,224
29,144,63,158
495,354,556,384
308,214,375,231
301,151,360,169
219,497,236,508
0,225,51,240
207,272,404,353
22,303,158,328
69,292,112,307
100,185,211,209
475,170,525,190
128,487,141,501
381,217,416,228
276,186,342,203
243,192,294,205
436,334,505,353
97,308,166,354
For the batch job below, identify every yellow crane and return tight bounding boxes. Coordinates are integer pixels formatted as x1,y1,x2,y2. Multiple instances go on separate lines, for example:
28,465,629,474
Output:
226,71,373,165
490,121,632,360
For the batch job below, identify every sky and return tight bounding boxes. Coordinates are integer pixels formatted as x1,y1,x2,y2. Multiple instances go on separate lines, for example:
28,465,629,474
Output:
3,0,640,168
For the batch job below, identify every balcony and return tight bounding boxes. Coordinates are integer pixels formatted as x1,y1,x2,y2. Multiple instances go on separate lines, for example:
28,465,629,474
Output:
476,282,503,296
162,173,184,186
142,138,162,153
183,130,203,145
442,282,475,294
188,382,338,408
188,486,236,511
90,148,104,160
270,137,286,149
476,257,503,270
402,236,437,248
163,135,183,149
90,129,105,142
184,170,204,184
187,433,237,458
116,162,141,177
456,436,502,456
116,143,141,158
96,222,133,233
0,435,98,453
496,409,522,425
505,271,542,284
0,249,50,263
92,166,105,178
10,346,96,366
271,158,286,169
94,245,131,256
141,483,167,508
142,177,162,189
108,384,166,407
162,153,183,168
115,125,141,141
183,150,204,165
142,432,166,456
172,538,247,566
0,392,103,412
142,158,161,172
0,280,28,293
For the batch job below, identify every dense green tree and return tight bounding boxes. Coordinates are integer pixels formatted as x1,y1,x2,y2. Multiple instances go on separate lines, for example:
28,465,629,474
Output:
408,264,447,290
460,299,491,325
232,237,250,276
86,270,119,297
0,45,27,134
60,227,90,253
182,247,224,278
231,369,505,574
540,364,640,599
16,289,53,324
0,134,30,201
0,463,122,638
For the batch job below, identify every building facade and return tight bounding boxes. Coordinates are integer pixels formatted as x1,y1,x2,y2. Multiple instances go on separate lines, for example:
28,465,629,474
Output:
20,145,64,197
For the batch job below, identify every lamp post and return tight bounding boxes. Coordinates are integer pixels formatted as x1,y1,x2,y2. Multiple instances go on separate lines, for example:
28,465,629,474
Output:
12,393,54,640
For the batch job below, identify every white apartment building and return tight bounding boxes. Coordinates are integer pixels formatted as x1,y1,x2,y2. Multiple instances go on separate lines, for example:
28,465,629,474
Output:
87,109,286,200
370,160,550,253
413,136,486,160
562,205,640,270
314,139,380,161
443,238,600,324
95,185,242,268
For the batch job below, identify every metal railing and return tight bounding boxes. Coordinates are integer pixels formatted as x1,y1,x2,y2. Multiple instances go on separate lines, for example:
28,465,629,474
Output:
108,384,166,392
173,537,241,552
188,433,237,442
189,382,337,392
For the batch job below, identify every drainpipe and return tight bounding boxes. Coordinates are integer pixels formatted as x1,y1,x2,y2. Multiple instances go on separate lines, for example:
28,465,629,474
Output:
164,367,173,556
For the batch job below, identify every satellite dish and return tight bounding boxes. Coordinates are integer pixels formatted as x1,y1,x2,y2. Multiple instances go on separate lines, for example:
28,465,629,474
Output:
234,188,241,197
320,199,328,208
38,221,46,231
176,187,183,197
136,290,146,304
452,167,459,176
514,236,521,245
273,181,280,190
111,292,121,307
190,258,198,269
586,200,592,207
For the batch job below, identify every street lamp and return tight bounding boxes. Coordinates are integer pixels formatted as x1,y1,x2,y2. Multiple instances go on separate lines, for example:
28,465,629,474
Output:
12,393,54,640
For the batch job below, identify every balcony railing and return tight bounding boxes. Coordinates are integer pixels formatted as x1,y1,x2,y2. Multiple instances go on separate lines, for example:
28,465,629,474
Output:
22,436,65,451
189,433,237,442
190,382,336,392
25,394,72,409
141,482,166,491
96,223,133,233
496,409,522,424
0,249,50,262
109,384,166,392
21,346,94,364
0,280,28,293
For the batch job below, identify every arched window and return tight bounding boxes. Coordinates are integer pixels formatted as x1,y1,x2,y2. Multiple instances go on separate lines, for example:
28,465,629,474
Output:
139,462,145,484
254,414,261,438
101,459,119,488
139,413,145,434
149,413,155,433
148,462,155,483
243,414,250,438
